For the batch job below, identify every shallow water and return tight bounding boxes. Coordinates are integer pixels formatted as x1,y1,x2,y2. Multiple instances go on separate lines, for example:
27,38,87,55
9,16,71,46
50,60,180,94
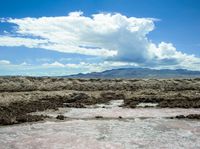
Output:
1,100,200,149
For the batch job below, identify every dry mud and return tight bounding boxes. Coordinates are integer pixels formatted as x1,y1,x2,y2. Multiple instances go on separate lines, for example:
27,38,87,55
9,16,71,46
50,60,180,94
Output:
0,77,200,125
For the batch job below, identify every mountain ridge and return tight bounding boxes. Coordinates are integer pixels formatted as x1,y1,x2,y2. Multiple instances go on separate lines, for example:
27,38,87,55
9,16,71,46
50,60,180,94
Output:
65,68,200,78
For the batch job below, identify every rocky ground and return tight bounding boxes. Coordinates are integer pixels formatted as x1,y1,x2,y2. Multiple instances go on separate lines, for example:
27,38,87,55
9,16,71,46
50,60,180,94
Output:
0,77,200,125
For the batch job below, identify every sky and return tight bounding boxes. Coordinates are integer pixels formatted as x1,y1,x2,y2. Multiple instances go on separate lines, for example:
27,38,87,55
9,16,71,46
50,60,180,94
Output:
0,0,200,76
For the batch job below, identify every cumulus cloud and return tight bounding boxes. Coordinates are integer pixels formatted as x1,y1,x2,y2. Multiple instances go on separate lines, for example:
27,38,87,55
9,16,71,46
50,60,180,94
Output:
0,11,200,70
147,42,200,69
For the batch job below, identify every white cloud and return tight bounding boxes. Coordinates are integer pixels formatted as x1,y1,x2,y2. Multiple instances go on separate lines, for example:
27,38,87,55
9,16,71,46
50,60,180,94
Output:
0,12,200,70
0,12,155,58
42,61,65,67
0,60,11,65
68,11,84,17
147,42,200,70
20,62,30,66
0,36,48,48
41,61,138,73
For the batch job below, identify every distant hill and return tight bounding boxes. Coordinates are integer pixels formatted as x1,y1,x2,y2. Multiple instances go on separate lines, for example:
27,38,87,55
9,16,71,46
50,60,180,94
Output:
66,68,200,78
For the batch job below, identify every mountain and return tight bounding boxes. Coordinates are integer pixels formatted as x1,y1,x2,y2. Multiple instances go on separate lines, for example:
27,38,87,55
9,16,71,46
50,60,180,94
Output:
66,68,200,78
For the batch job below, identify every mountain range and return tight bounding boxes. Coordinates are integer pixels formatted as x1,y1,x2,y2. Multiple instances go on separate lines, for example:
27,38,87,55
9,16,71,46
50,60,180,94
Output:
66,68,200,78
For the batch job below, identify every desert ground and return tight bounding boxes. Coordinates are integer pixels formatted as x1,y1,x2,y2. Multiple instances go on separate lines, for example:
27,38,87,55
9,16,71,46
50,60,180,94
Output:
0,77,200,125
0,77,200,148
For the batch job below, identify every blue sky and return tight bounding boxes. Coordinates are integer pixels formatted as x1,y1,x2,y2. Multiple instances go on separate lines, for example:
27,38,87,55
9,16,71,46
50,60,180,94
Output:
0,0,200,76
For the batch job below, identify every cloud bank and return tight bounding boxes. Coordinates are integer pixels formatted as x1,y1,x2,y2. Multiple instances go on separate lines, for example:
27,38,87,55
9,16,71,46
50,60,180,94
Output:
0,11,200,71
0,60,10,65
0,59,138,76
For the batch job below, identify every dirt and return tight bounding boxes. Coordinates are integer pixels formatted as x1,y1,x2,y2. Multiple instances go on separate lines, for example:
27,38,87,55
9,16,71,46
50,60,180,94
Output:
0,77,200,125
1,77,200,92
95,116,104,119
174,114,200,120
56,115,65,120
0,91,123,125
123,93,200,108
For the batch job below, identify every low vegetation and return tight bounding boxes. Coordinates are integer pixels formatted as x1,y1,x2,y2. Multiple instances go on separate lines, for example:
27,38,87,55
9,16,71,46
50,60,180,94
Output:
0,77,200,125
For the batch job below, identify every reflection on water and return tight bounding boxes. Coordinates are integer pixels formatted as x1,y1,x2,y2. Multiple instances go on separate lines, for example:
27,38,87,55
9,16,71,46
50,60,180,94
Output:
0,119,200,149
